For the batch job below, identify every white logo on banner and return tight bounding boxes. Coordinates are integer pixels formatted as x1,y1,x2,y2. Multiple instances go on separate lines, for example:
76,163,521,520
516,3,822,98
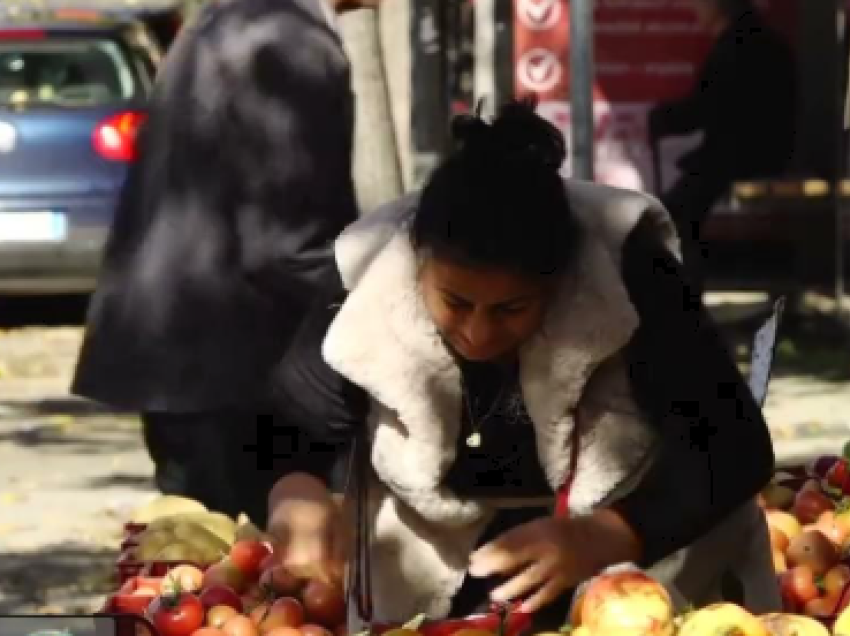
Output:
517,48,562,93
518,0,562,31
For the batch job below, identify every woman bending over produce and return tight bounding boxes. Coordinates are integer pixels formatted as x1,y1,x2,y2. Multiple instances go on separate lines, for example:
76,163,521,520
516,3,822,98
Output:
267,99,780,628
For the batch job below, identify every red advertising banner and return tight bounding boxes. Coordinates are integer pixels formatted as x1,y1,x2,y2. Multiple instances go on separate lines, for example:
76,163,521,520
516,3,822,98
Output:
514,0,799,193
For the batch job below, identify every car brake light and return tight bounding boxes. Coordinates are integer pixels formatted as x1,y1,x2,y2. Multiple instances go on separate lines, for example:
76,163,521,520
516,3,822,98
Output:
0,30,45,40
93,111,146,163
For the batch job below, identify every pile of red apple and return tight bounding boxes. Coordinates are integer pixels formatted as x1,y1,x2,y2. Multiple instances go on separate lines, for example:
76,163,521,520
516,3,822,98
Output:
109,539,346,636
761,454,850,620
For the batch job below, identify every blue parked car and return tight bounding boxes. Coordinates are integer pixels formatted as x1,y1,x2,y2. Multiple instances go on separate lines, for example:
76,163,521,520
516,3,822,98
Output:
0,10,161,293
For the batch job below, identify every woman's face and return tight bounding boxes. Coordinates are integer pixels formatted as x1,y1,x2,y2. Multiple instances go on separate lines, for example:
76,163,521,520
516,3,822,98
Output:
420,256,552,362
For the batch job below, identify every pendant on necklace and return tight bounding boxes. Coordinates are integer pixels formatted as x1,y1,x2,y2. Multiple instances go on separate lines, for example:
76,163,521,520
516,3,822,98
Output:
466,431,482,448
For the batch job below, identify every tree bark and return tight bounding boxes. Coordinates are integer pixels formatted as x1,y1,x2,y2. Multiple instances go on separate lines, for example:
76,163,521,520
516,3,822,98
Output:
339,7,405,213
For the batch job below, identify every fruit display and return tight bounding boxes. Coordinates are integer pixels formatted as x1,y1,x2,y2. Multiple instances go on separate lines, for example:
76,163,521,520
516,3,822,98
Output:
760,452,850,622
569,571,845,636
105,538,348,636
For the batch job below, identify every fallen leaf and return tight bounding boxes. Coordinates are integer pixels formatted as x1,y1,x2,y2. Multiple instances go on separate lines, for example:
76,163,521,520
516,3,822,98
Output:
0,492,23,505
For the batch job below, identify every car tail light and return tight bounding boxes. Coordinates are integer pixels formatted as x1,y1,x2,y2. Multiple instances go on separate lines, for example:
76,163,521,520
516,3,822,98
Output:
93,111,146,162
0,30,45,40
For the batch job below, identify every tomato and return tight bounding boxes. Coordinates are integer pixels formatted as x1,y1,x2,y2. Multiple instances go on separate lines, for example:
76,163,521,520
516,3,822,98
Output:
301,580,346,628
794,491,836,525
148,592,205,636
780,566,819,606
231,541,273,578
828,460,850,494
260,567,300,597
223,615,260,636
825,565,850,597
207,605,239,629
163,565,205,595
200,585,243,612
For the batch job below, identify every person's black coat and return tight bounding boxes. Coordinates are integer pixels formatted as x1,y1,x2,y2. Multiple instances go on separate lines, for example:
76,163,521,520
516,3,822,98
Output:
649,9,796,183
73,0,357,412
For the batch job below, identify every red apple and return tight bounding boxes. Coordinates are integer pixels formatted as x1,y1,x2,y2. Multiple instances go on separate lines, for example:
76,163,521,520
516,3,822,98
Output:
200,585,244,612
794,490,835,525
579,571,674,636
301,626,333,636
231,540,273,579
204,558,249,594
260,566,301,597
780,566,819,606
301,580,346,628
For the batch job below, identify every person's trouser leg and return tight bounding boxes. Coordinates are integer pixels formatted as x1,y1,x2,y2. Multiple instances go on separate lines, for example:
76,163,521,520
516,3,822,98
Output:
141,413,192,496
141,411,250,518
142,409,302,527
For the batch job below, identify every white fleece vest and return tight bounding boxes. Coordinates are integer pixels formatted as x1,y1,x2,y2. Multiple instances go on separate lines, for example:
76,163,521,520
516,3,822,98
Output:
323,180,681,623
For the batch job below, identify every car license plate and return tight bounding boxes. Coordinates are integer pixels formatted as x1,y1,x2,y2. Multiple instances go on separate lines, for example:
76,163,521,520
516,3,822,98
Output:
0,212,67,242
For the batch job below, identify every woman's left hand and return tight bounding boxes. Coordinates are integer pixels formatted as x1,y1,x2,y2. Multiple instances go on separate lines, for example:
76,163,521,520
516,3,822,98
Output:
468,510,642,612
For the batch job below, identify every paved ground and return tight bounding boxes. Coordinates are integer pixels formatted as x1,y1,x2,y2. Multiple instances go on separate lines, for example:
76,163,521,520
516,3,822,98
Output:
0,292,847,614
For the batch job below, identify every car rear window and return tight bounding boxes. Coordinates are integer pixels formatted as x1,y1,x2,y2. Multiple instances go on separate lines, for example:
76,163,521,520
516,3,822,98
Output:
0,37,139,108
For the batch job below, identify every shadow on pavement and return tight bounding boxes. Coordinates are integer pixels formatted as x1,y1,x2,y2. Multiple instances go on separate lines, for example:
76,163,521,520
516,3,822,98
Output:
0,543,115,613
84,473,154,491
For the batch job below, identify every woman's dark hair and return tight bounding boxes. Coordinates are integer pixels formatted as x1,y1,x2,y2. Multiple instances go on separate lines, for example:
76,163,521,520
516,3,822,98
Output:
411,97,581,278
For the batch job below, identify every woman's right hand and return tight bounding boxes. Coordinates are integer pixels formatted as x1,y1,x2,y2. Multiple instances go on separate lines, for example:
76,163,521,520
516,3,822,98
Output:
267,472,347,584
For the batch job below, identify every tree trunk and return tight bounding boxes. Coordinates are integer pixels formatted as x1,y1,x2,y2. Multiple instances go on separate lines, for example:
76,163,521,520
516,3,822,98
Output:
339,7,405,213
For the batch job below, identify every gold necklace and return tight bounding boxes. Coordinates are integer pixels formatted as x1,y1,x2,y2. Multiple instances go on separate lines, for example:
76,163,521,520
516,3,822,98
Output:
460,374,509,448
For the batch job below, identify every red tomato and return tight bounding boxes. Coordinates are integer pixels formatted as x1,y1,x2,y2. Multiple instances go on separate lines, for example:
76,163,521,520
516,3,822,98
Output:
231,541,273,578
259,553,278,573
200,585,243,612
793,491,836,525
301,580,345,628
149,592,205,636
828,460,850,493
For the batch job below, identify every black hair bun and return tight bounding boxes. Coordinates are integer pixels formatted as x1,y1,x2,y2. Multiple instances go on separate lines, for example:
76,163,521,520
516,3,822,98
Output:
449,97,567,174
451,112,490,148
